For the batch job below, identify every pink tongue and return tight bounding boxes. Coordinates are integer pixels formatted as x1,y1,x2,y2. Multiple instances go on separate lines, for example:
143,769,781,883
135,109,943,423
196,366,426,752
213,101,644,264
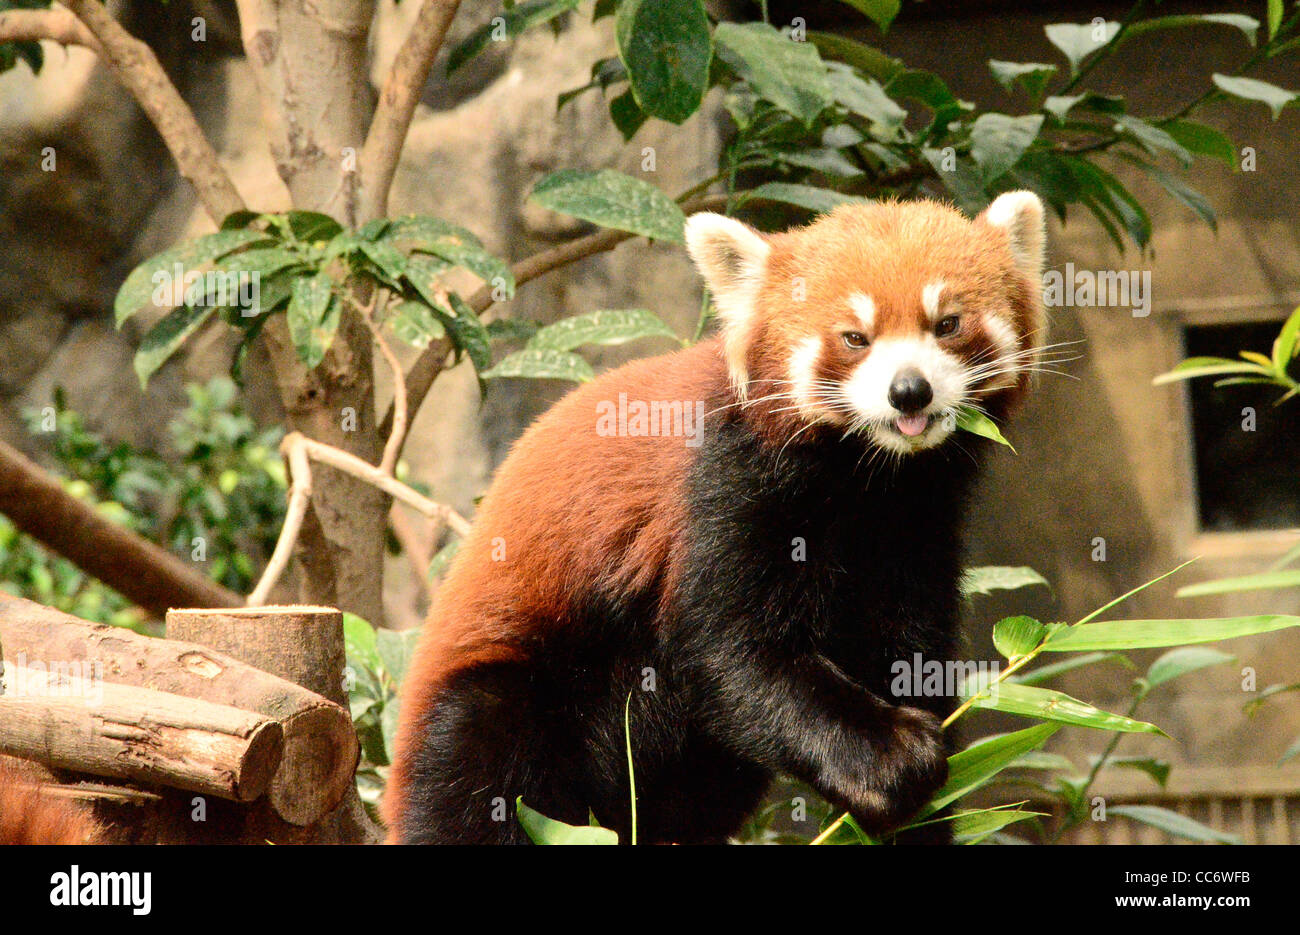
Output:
895,414,929,437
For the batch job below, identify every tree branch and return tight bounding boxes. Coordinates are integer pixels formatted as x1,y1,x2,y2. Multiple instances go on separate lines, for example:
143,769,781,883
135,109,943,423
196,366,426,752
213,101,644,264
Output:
0,6,99,50
358,0,463,221
378,192,731,440
62,0,245,223
0,439,243,615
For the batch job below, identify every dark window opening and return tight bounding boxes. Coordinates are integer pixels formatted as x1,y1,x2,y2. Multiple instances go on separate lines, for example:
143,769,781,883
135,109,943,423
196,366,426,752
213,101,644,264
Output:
1184,320,1300,533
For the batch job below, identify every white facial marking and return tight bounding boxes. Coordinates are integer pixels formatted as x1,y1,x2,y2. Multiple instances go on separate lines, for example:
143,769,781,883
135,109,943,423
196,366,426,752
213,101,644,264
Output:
847,293,875,332
842,335,967,454
921,281,946,322
980,314,1022,391
789,335,825,420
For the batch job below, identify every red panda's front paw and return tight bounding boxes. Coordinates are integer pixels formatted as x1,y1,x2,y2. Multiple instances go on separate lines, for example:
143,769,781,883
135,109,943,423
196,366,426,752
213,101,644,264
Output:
840,705,949,836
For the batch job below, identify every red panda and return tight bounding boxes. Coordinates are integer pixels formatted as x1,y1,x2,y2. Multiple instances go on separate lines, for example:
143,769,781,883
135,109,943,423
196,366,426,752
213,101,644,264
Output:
0,765,104,845
386,192,1048,844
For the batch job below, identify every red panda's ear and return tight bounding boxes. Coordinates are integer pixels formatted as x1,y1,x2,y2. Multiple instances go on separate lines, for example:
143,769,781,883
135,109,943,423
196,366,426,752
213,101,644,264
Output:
978,191,1045,280
684,213,770,397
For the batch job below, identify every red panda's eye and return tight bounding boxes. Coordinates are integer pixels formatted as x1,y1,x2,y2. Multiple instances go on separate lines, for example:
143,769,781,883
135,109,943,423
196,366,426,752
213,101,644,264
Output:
935,315,961,338
842,331,869,349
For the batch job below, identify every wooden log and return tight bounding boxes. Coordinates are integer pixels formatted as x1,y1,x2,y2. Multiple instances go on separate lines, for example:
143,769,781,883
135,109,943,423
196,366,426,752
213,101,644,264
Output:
0,596,358,826
165,605,358,828
0,665,282,800
0,439,242,614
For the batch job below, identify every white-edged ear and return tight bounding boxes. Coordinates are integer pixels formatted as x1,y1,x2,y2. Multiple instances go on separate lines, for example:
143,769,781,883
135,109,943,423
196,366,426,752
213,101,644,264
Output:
980,190,1045,279
684,213,771,398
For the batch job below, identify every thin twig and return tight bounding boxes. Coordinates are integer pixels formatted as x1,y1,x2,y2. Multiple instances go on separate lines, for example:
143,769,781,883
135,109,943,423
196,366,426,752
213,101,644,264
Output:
358,0,463,221
62,0,245,223
0,7,100,50
247,431,471,606
248,437,312,606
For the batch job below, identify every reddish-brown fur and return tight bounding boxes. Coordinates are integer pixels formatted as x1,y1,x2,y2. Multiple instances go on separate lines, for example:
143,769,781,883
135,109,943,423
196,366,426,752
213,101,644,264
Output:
385,198,1043,840
385,342,726,834
0,765,103,845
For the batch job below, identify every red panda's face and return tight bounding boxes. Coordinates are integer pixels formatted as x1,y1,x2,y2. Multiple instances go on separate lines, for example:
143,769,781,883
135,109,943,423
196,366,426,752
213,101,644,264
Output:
685,193,1047,454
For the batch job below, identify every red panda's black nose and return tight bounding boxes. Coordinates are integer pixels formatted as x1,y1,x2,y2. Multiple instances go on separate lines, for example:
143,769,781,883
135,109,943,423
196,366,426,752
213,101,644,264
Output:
888,370,933,413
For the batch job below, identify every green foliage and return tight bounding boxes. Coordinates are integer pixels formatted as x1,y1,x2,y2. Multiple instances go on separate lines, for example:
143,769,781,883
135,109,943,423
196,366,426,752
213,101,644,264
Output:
114,210,509,389
0,379,285,624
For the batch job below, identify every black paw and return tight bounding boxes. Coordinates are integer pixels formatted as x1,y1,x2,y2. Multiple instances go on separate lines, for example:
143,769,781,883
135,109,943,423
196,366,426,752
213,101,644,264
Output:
834,705,949,836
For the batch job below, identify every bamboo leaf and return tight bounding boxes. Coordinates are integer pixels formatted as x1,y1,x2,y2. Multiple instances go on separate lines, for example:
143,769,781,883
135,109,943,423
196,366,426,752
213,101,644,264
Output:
916,724,1060,818
961,566,1049,598
1044,615,1300,651
1109,805,1240,844
992,616,1048,660
517,798,618,844
967,681,1164,734
1212,74,1298,119
955,407,1015,451
1145,647,1235,688
1176,569,1300,597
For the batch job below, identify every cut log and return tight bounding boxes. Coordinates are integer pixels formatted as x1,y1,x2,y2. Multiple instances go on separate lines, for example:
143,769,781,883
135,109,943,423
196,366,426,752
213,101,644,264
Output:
0,596,358,826
0,665,282,800
165,605,358,828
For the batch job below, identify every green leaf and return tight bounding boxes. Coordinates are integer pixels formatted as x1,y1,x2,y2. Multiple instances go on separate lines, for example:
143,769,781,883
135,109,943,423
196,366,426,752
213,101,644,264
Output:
1176,569,1300,597
953,807,1043,844
988,61,1057,99
614,0,711,124
389,301,446,349
742,182,873,215
825,65,907,134
1280,734,1300,764
1272,305,1300,370
531,169,685,243
992,615,1048,659
609,89,648,141
831,0,900,32
359,239,408,284
923,149,990,217
916,724,1060,818
527,309,679,352
1044,615,1300,652
1108,805,1240,844
446,0,581,74
1113,115,1192,166
1122,155,1215,230
967,681,1164,734
1044,21,1120,75
1212,74,1298,119
1144,647,1235,688
375,625,421,687
133,303,218,387
426,540,462,580
1107,756,1171,788
1042,94,1086,122
1268,0,1284,40
284,210,344,242
343,612,382,673
1160,119,1236,168
955,407,1015,451
386,216,514,295
517,798,619,844
483,348,595,383
1123,14,1260,48
114,229,271,326
286,271,338,368
443,293,493,374
713,22,834,127
1012,652,1133,686
970,113,1044,183
1152,357,1271,384
806,31,904,82
961,566,1050,598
